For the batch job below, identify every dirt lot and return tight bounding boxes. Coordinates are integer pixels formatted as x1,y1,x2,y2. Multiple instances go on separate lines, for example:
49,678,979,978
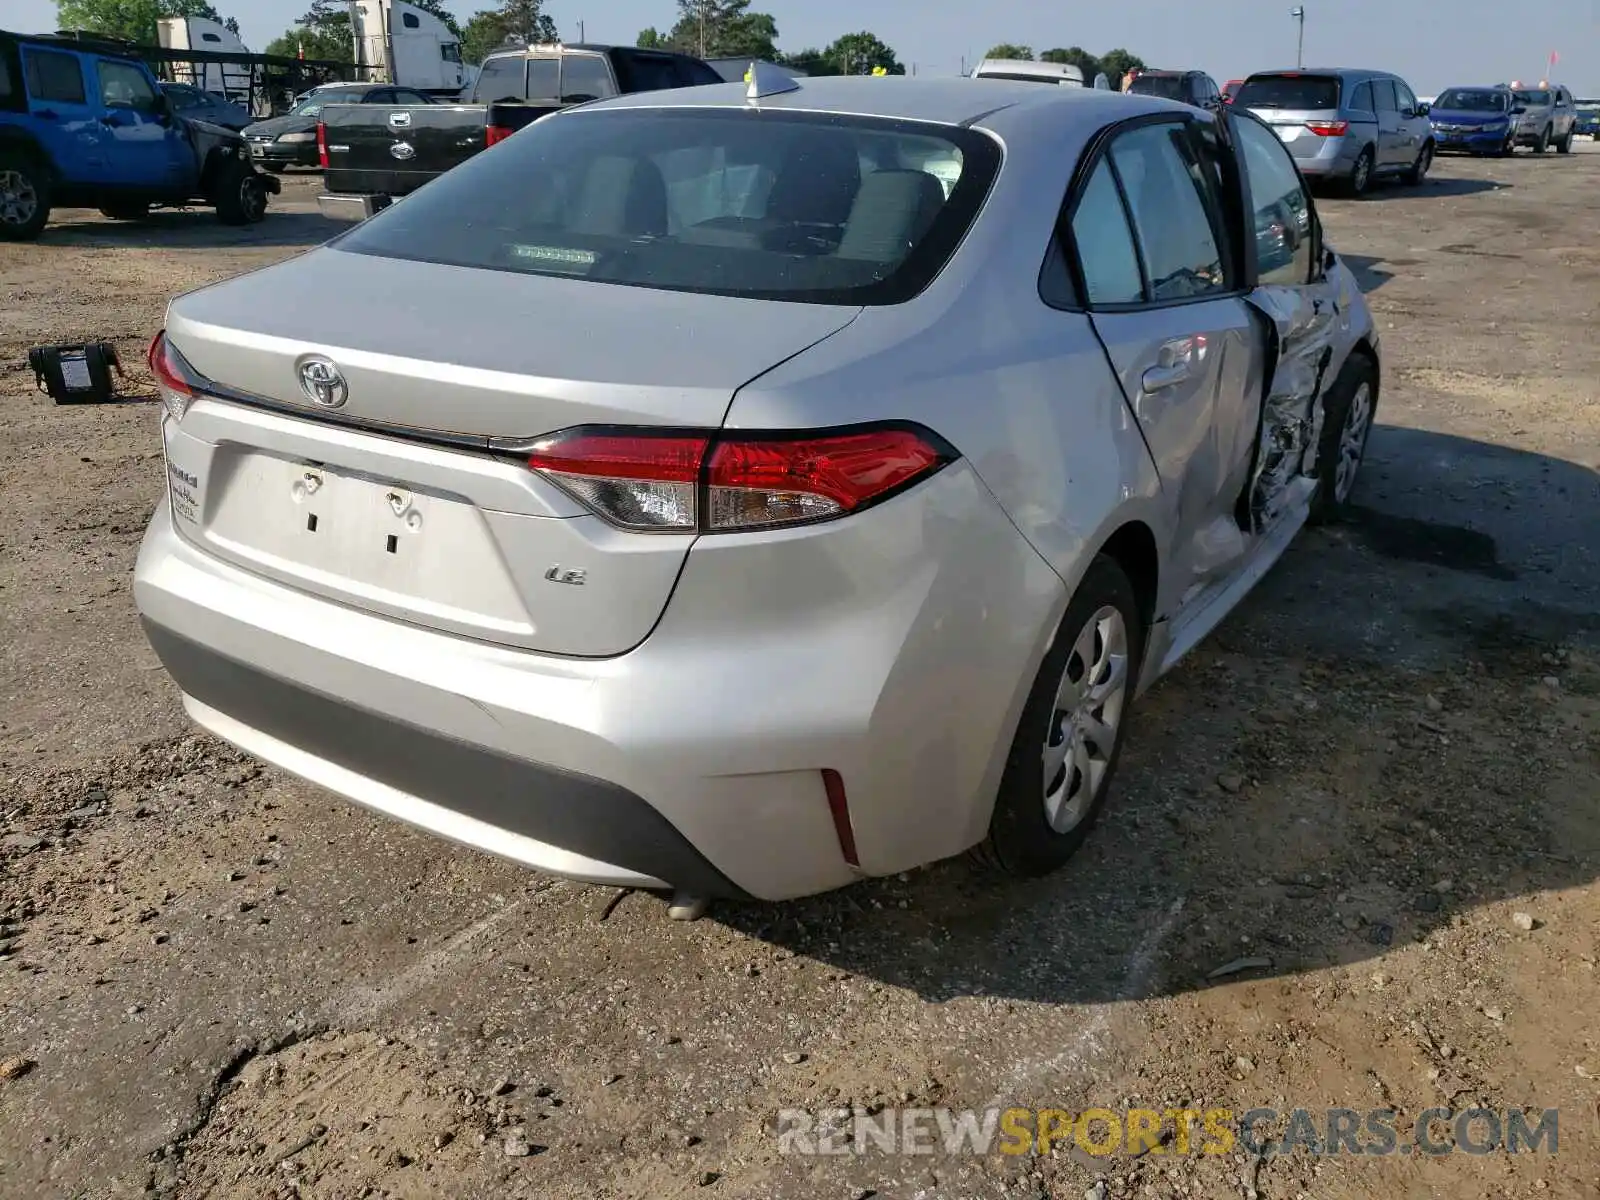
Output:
2,154,1598,1200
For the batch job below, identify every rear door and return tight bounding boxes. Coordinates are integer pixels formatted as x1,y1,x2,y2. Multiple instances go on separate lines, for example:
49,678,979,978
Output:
1070,116,1262,592
20,45,112,185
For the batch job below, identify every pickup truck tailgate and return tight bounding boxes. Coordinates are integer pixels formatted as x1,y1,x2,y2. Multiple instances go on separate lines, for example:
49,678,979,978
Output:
321,104,487,196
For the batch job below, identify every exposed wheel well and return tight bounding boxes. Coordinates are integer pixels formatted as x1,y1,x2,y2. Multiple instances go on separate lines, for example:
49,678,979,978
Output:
1346,339,1380,396
1097,522,1159,631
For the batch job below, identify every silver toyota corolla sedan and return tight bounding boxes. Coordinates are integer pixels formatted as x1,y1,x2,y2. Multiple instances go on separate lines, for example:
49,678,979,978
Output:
135,70,1379,905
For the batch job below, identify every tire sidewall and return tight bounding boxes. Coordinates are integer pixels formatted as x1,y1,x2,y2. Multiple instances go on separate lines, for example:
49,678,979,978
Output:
982,556,1145,877
1349,149,1374,197
0,156,50,240
1310,353,1379,523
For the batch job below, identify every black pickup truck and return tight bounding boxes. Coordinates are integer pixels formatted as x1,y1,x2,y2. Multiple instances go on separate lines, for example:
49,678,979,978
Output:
317,42,725,220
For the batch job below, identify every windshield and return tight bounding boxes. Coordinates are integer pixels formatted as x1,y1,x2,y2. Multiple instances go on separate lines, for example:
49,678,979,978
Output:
1235,73,1340,110
1434,88,1508,112
1129,75,1187,100
333,108,1001,306
1512,89,1551,106
289,89,368,116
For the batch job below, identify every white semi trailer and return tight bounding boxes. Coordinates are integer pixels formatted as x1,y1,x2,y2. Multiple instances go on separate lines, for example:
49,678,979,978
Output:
155,16,253,103
349,0,468,97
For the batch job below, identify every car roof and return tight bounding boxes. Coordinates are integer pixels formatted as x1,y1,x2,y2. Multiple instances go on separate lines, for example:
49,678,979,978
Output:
1244,67,1399,81
579,74,1174,130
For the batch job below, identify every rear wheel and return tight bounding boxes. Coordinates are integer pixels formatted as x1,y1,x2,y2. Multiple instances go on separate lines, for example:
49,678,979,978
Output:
972,556,1144,879
1345,147,1375,197
0,155,50,242
98,202,150,221
215,163,269,225
1404,140,1433,185
1309,353,1380,525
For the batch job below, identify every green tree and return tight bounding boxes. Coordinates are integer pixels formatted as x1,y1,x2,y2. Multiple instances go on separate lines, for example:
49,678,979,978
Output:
665,0,778,61
984,43,1033,61
780,47,840,76
1041,46,1100,79
263,25,349,61
496,0,559,43
636,27,665,48
55,0,225,45
1097,48,1147,84
824,31,903,75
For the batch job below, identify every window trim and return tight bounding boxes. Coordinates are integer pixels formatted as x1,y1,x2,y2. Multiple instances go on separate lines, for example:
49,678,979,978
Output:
22,45,88,106
558,51,617,104
1225,106,1325,288
1042,111,1248,315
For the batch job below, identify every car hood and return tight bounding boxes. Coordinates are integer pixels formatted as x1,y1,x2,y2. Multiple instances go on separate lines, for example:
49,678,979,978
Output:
244,114,316,137
1431,108,1508,124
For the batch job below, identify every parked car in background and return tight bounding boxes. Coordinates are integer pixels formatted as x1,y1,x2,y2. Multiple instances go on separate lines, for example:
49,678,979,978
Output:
1222,78,1243,103
1127,69,1223,110
244,82,435,172
135,74,1379,904
1235,68,1433,196
316,42,724,220
1429,85,1517,156
1575,99,1600,139
971,59,1086,86
160,82,252,131
1509,83,1577,153
0,28,278,239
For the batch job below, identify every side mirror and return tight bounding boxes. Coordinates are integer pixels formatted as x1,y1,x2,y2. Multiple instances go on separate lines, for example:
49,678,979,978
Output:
1512,104,1527,114
1417,102,1430,116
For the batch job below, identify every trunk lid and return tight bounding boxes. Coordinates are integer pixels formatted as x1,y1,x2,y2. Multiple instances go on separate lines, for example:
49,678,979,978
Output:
162,248,860,656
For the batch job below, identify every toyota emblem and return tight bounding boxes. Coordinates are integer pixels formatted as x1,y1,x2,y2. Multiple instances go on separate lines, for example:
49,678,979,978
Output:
297,356,348,408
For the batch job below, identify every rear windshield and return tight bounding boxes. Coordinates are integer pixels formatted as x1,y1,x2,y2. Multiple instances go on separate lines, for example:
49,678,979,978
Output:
333,107,1001,306
1434,88,1508,112
1512,89,1551,106
1235,73,1340,110
1129,75,1186,100
290,89,369,115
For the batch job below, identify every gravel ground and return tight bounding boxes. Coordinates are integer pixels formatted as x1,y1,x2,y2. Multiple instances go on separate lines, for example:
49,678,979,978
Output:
1,152,1598,1200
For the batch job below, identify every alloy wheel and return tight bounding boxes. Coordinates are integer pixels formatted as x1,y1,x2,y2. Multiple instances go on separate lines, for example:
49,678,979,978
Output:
0,169,38,227
1334,381,1374,503
1351,153,1371,194
1043,606,1129,835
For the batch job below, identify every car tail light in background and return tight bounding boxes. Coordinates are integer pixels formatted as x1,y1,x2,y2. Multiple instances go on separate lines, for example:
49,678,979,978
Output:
485,123,513,147
518,424,956,534
1305,120,1349,136
316,121,329,168
147,331,199,423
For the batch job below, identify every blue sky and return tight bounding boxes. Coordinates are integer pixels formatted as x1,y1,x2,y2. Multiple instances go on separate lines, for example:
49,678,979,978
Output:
10,0,1600,93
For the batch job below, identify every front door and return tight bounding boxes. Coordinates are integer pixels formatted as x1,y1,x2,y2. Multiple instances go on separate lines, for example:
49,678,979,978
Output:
1371,78,1407,168
91,57,189,191
1392,78,1426,167
1071,117,1262,595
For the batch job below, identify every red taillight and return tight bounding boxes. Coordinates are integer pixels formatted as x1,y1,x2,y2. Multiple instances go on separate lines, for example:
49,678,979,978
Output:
1305,120,1349,136
316,121,328,168
821,769,859,868
485,124,512,147
147,330,197,421
522,424,954,533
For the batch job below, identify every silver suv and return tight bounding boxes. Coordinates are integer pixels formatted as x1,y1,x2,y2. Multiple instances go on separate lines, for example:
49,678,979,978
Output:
1510,83,1578,153
1235,68,1434,196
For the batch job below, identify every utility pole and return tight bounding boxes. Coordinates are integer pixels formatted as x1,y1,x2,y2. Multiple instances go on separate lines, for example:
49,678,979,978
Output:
1290,6,1305,69
578,20,584,42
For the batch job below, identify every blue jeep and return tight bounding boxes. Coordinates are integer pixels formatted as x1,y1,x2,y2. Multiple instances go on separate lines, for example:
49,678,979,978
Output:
0,29,280,240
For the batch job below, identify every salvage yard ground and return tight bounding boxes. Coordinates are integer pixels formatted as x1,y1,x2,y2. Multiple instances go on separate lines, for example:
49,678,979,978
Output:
2,152,1598,1200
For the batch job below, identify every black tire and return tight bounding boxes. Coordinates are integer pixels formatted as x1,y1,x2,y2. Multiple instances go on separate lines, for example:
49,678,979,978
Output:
0,154,51,241
1555,127,1573,154
263,163,286,174
1499,134,1516,157
1309,352,1380,525
971,555,1145,879
1345,147,1375,197
1404,140,1433,185
214,163,269,226
98,202,150,221
1532,125,1550,153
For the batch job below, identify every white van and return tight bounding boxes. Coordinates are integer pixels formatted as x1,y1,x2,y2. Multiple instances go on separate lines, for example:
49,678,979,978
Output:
971,59,1086,87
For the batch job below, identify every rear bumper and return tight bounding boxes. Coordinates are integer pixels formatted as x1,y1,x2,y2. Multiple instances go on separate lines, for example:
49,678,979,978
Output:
317,192,391,221
1288,135,1364,178
133,456,1063,901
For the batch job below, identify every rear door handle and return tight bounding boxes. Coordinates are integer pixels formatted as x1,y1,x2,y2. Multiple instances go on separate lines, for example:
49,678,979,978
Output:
1142,361,1191,392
